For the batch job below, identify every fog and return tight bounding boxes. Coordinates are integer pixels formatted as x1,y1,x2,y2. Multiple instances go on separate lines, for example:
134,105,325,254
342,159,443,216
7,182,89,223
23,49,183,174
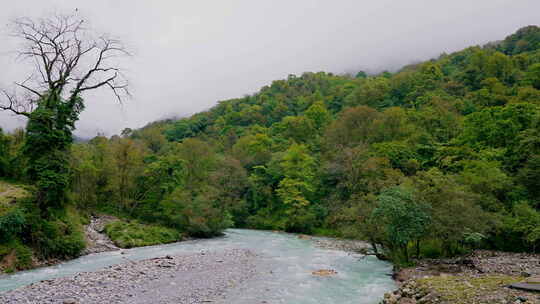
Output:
0,0,538,137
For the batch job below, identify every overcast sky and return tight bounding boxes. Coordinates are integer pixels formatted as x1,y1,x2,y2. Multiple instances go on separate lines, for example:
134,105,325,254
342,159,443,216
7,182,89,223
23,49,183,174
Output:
0,0,539,137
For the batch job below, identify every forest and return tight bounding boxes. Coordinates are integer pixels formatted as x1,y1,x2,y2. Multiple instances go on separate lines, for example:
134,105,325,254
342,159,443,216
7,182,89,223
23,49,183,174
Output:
2,23,540,269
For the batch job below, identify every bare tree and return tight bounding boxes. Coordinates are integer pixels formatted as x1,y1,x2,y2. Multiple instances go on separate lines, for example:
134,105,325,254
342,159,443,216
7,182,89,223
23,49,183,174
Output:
0,13,130,216
0,13,129,117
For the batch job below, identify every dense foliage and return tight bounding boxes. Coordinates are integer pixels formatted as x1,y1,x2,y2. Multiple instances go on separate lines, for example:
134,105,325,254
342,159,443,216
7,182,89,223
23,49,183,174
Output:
104,220,182,248
24,93,84,217
2,25,540,266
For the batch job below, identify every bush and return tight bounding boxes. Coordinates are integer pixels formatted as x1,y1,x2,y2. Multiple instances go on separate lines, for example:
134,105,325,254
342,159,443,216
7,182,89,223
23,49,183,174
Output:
420,240,444,259
105,220,182,248
246,211,285,231
498,202,540,252
0,208,26,242
159,186,233,237
25,207,86,259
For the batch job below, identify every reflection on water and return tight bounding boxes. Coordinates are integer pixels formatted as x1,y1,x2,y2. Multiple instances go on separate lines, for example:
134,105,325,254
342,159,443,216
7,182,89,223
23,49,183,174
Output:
0,229,395,303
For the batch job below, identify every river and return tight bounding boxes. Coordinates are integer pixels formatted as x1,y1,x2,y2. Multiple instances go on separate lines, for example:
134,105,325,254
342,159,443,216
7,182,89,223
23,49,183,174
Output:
0,229,396,303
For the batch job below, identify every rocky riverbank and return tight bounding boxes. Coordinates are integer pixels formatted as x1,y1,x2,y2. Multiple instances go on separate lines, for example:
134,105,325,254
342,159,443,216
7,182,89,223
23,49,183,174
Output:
0,249,260,304
312,236,372,253
296,233,373,254
83,215,120,255
381,250,540,304
12,215,121,272
1,215,119,275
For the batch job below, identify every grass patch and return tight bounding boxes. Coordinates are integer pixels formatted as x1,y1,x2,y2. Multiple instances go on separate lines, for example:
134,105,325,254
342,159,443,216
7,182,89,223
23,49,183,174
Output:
417,275,523,304
105,220,183,248
0,180,30,215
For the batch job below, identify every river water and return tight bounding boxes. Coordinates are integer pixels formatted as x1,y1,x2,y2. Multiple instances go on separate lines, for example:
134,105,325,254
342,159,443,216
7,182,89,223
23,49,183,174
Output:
0,229,395,303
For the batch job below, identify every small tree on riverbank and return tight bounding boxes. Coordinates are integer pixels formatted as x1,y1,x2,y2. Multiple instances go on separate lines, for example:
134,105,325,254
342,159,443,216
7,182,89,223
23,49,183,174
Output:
372,186,430,264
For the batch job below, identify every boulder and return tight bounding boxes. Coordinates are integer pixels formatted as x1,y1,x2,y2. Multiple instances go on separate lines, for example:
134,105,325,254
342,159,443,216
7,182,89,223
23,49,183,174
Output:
311,269,337,276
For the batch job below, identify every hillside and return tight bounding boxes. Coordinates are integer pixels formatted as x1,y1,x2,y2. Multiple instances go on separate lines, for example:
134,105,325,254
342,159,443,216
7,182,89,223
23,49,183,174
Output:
136,24,540,259
1,25,540,271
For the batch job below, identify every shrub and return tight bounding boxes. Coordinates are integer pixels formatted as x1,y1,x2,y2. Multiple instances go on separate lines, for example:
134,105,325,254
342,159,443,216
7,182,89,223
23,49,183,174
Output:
105,220,182,248
0,208,26,242
25,207,86,259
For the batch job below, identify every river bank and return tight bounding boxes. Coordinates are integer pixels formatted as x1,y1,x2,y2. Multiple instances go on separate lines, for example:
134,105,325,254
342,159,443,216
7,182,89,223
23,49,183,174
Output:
0,249,260,304
1,214,186,275
2,215,120,275
82,215,120,255
381,250,540,304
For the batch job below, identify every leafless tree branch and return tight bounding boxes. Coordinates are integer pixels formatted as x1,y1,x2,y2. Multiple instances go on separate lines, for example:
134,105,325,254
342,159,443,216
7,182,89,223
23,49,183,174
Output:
0,13,130,116
0,90,31,117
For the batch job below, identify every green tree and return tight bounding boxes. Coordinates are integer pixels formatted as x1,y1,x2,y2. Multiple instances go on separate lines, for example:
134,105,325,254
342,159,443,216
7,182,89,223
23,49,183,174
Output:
210,156,249,225
273,144,318,232
498,25,540,55
372,186,430,263
232,133,273,167
324,106,379,148
304,101,332,132
411,169,493,255
174,138,217,187
160,185,232,237
506,202,540,251
109,138,146,215
134,125,167,153
355,71,367,79
517,155,540,205
274,116,316,143
345,77,391,108
525,63,540,90
372,107,414,142
457,160,511,211
460,103,538,150
70,143,100,210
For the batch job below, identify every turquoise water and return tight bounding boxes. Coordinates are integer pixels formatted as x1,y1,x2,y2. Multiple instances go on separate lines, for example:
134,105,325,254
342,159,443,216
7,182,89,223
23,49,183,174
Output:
0,229,395,303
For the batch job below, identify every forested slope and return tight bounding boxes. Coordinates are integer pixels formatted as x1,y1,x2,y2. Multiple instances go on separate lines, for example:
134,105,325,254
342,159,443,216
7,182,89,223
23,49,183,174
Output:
2,25,540,267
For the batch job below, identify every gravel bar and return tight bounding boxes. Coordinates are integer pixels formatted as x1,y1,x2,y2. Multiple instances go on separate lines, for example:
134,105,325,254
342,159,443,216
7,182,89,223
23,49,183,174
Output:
0,249,261,304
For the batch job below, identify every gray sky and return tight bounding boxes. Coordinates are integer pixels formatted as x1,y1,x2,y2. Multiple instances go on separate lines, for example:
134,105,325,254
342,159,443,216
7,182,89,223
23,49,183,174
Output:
0,0,539,137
